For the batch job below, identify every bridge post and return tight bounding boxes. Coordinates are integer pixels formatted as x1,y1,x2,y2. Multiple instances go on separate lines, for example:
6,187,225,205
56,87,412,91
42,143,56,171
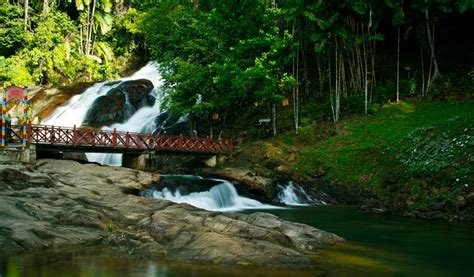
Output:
123,151,157,171
73,125,77,146
113,128,117,148
0,144,36,164
50,125,55,144
125,132,130,148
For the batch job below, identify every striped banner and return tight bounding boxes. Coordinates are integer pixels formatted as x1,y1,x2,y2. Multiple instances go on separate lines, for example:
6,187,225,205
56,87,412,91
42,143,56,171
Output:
1,88,6,147
22,86,28,149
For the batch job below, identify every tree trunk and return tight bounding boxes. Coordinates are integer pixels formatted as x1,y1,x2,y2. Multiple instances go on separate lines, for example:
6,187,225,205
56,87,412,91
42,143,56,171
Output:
43,0,49,13
365,9,372,114
425,2,441,82
193,0,199,9
332,39,340,123
302,38,309,99
295,40,300,134
421,44,425,96
24,0,28,30
396,26,400,103
364,39,368,114
86,0,97,56
272,104,277,137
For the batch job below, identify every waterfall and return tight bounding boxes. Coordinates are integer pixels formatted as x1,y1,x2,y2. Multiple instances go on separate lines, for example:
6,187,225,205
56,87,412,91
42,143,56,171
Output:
42,62,163,166
146,178,277,212
85,84,163,166
277,181,314,206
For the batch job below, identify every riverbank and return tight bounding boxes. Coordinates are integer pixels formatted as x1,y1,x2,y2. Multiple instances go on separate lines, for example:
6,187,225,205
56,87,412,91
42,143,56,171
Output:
223,100,474,221
0,159,342,269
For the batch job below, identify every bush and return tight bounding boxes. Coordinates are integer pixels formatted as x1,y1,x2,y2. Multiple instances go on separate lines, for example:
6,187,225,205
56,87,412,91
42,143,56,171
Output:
342,94,365,114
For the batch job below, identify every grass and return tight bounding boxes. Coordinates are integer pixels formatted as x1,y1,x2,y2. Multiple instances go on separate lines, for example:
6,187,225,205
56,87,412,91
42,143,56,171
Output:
291,101,474,189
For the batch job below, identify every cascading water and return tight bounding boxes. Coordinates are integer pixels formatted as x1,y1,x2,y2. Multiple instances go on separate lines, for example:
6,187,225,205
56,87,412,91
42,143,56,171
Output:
145,178,277,212
42,62,163,166
277,181,314,206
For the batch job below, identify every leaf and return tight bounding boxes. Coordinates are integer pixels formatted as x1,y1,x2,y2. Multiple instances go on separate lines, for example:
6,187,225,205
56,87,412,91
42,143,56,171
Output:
351,4,366,15
74,0,85,11
101,0,113,13
94,12,113,34
459,0,474,13
303,11,317,22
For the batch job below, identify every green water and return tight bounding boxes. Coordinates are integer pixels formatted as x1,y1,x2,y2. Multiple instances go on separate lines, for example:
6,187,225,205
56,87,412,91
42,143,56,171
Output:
262,205,474,276
1,206,473,276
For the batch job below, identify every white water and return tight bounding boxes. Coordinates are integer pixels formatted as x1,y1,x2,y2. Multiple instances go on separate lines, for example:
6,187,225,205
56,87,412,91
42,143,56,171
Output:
42,62,163,166
151,178,277,212
277,181,312,206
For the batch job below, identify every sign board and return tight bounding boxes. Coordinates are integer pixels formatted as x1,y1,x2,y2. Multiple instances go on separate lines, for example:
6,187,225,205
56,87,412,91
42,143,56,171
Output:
6,87,24,101
258,118,271,125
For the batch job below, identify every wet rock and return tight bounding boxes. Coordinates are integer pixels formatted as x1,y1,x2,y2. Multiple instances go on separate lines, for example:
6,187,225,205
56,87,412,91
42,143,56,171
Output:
121,79,155,110
83,79,154,128
203,168,275,199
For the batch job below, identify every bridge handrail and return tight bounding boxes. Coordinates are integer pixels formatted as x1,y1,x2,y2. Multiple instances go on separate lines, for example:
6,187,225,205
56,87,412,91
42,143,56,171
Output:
22,124,232,154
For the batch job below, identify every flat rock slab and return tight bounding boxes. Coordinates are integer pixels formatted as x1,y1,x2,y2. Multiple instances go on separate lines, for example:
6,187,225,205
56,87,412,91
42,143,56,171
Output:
0,159,342,269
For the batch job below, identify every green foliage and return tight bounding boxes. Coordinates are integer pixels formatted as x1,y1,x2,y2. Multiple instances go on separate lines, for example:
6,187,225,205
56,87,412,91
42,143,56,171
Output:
142,1,296,116
0,4,26,57
106,223,115,232
0,1,142,86
109,8,144,55
342,95,365,114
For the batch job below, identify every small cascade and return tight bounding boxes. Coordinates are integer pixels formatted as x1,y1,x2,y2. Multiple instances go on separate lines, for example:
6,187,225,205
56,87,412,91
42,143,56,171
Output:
145,178,277,212
277,181,315,206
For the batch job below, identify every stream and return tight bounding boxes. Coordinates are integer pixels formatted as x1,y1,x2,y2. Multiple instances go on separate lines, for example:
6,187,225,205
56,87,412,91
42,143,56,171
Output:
1,202,472,276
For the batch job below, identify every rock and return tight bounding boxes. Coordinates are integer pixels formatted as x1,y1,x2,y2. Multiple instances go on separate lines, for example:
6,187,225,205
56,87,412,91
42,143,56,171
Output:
456,196,466,209
311,168,326,178
465,192,474,206
61,152,88,162
203,168,275,199
0,159,342,269
83,92,127,127
276,165,293,177
426,202,445,211
83,79,154,128
140,204,342,268
121,79,155,110
29,82,94,121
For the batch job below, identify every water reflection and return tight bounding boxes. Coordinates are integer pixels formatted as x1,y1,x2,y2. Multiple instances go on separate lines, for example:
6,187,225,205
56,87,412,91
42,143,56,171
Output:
0,246,319,277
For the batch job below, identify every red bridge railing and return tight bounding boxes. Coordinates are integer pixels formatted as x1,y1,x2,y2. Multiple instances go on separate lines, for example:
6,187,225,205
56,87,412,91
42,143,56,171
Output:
5,124,232,154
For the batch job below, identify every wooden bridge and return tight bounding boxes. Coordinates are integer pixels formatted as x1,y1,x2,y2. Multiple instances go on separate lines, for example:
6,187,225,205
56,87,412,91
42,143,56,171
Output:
2,124,233,155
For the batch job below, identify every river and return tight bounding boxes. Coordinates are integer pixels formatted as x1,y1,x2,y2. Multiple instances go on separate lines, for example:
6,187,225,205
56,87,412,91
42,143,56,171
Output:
1,204,472,276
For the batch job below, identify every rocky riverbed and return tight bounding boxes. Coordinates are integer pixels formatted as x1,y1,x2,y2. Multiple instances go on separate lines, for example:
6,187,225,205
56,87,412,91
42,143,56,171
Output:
0,159,342,269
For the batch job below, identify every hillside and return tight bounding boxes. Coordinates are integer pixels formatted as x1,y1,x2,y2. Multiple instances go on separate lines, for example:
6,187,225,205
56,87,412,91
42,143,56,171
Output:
226,100,474,221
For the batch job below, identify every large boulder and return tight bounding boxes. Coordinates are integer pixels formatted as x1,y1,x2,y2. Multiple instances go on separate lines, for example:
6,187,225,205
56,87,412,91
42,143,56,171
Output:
83,79,155,128
0,160,342,269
